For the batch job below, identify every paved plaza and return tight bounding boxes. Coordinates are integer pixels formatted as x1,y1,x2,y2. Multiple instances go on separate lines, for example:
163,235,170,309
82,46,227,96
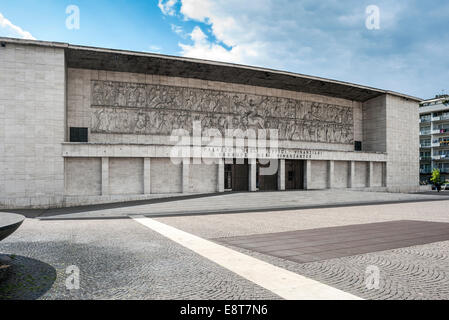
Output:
22,190,449,220
2,191,449,299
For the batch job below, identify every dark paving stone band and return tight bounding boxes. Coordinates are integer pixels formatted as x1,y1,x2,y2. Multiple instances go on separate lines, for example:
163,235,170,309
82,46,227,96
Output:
216,220,449,263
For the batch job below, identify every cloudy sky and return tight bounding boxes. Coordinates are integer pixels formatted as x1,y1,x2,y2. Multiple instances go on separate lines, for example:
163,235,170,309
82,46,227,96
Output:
1,0,448,99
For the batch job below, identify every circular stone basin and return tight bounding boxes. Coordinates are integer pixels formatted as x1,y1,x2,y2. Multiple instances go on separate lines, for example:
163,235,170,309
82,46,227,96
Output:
0,212,25,242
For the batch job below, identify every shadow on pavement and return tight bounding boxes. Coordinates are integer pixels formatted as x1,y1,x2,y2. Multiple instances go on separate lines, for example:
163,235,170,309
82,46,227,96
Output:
3,192,238,219
40,197,449,221
414,191,449,196
0,255,56,300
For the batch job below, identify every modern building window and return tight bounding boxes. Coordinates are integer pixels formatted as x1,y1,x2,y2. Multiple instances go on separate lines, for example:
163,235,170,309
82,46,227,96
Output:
437,163,449,173
420,126,431,135
420,164,431,174
70,127,88,142
420,139,431,147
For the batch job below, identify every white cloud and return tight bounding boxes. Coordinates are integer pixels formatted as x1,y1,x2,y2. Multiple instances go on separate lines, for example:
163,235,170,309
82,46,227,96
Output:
171,24,186,37
189,26,206,43
0,12,35,40
149,45,162,53
176,0,272,66
179,0,213,22
179,25,268,64
158,0,178,16
159,0,449,99
179,0,264,48
179,26,240,62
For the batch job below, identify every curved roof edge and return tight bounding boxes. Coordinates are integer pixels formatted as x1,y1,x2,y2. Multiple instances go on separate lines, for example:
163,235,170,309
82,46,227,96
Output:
0,37,422,103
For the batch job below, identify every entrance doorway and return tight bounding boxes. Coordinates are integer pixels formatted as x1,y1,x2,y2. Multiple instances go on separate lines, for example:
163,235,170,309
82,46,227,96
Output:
285,160,304,190
257,160,278,191
224,159,249,191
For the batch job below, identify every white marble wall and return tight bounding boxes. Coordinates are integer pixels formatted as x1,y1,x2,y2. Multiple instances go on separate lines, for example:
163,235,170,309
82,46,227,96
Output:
65,158,101,196
109,158,143,195
354,161,368,188
363,94,419,192
0,43,65,208
187,161,218,193
385,94,420,191
150,158,182,194
309,160,328,189
334,161,350,188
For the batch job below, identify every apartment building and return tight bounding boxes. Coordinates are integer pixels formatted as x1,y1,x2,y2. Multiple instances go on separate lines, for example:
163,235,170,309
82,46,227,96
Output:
419,97,449,183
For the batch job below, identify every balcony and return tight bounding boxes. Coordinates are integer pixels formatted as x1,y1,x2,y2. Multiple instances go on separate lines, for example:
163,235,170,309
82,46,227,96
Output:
431,142,441,147
420,169,432,174
431,140,449,147
432,115,449,122
434,154,449,161
420,131,431,136
420,156,432,161
420,118,431,123
420,144,431,148
432,129,449,135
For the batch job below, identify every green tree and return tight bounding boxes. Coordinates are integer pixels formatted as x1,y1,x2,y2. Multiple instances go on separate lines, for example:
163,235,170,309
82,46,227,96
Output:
435,94,449,106
430,168,441,185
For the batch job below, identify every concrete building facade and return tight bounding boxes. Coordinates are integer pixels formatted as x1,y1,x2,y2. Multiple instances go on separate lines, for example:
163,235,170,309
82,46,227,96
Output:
0,38,421,208
419,97,449,183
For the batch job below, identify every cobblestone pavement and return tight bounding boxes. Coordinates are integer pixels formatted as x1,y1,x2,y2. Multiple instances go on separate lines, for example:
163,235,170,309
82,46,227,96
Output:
0,219,279,300
155,200,449,300
219,241,449,300
39,190,449,220
2,199,449,299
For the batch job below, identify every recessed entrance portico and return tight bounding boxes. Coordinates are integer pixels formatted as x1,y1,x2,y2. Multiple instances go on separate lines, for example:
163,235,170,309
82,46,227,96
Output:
224,159,249,191
285,160,305,190
257,160,279,191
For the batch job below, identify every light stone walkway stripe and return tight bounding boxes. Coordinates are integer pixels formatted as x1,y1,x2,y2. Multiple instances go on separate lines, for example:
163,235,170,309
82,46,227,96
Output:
131,216,362,300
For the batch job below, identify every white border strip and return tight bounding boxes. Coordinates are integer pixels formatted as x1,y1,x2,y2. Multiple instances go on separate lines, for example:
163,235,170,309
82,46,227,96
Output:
132,216,362,300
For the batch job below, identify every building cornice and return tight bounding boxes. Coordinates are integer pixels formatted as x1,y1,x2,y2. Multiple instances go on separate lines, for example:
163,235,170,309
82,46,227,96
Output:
1,36,422,103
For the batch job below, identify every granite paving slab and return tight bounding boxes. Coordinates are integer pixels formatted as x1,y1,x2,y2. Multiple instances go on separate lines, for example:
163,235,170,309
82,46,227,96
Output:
216,220,449,263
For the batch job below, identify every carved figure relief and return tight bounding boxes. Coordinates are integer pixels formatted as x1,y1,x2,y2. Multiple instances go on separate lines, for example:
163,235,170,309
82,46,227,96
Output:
91,80,354,144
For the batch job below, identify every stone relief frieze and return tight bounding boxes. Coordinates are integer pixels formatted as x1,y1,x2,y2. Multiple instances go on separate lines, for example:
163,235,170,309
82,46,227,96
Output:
91,80,354,144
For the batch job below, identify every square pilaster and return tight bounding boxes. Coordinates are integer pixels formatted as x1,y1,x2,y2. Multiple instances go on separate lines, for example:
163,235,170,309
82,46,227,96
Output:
101,157,109,196
278,159,285,191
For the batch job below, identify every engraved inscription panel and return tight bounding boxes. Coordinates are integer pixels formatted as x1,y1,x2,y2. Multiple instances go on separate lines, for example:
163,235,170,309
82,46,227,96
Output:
91,80,354,143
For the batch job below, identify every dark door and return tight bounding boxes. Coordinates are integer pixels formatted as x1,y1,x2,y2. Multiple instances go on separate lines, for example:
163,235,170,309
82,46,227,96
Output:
257,160,278,191
231,159,249,191
285,160,304,190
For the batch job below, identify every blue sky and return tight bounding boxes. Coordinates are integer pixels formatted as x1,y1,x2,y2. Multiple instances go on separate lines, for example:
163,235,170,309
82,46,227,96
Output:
1,0,448,99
